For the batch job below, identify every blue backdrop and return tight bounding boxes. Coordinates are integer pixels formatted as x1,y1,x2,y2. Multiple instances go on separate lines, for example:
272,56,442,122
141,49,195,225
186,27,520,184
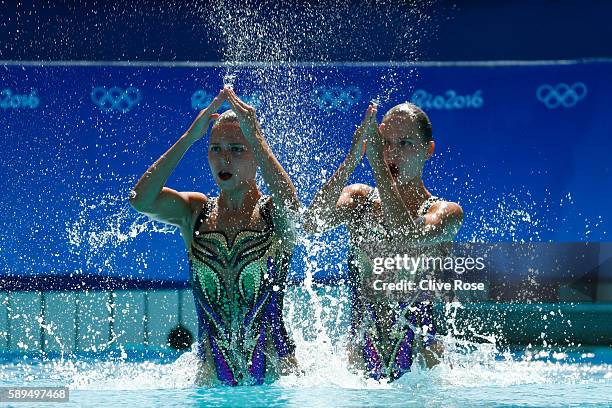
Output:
1,61,610,288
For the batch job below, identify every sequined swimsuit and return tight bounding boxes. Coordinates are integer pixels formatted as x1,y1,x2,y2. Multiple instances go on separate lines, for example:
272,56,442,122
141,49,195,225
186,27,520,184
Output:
188,195,295,385
348,187,444,381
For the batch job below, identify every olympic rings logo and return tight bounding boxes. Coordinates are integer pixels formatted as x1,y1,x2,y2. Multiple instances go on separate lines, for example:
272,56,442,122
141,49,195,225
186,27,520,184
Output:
91,87,142,113
312,86,361,112
191,89,261,110
536,82,587,109
192,90,222,110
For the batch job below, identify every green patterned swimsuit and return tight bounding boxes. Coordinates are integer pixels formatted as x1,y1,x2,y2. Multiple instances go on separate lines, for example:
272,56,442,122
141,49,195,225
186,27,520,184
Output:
188,195,295,385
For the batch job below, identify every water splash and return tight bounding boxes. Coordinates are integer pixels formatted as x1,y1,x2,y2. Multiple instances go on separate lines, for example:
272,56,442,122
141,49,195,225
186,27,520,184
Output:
65,189,177,276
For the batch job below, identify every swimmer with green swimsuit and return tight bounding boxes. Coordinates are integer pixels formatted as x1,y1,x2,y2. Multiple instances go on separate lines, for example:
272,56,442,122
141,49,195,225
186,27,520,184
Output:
304,102,463,381
130,87,300,385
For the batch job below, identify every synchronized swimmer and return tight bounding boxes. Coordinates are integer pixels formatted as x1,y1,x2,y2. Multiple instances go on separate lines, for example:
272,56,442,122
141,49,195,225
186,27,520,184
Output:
130,86,463,385
130,87,299,385
304,102,463,380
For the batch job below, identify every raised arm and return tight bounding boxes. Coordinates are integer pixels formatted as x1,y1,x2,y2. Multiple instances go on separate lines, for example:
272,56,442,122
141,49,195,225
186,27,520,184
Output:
224,88,300,230
302,105,375,234
364,105,419,233
129,90,225,230
365,107,463,244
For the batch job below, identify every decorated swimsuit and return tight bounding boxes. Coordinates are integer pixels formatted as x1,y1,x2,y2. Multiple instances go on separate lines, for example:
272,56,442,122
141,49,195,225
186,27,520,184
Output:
348,187,445,381
188,195,296,385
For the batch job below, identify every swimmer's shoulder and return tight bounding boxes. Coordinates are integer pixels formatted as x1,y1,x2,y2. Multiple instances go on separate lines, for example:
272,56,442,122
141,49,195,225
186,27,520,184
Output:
172,191,208,253
339,184,377,210
188,191,208,208
184,192,209,233
426,198,463,225
182,192,208,216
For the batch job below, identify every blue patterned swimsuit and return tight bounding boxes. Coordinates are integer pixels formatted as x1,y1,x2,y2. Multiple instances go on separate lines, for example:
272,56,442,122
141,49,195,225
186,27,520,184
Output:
188,195,295,385
348,188,444,381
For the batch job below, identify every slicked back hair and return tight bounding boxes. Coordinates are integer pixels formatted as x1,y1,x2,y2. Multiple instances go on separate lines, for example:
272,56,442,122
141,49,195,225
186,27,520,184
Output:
383,102,433,144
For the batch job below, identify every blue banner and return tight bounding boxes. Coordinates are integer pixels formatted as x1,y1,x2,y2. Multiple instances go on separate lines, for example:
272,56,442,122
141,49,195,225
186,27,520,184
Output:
1,61,610,286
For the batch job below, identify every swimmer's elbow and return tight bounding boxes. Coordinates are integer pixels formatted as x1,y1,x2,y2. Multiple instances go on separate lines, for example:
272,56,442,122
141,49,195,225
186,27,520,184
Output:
129,196,146,212
129,196,152,213
128,187,150,212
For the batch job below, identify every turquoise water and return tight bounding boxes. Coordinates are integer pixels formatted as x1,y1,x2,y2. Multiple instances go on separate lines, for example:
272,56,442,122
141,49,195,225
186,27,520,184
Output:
1,346,611,407
2,289,611,406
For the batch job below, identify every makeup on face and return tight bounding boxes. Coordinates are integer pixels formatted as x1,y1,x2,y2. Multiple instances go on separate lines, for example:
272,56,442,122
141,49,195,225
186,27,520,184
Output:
218,171,233,181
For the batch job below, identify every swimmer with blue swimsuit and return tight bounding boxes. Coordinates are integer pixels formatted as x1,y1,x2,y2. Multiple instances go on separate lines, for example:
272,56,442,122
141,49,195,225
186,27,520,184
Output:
130,87,300,385
304,102,463,381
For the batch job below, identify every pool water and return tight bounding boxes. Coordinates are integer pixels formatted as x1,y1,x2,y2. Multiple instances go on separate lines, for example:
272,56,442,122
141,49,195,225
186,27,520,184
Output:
1,344,610,407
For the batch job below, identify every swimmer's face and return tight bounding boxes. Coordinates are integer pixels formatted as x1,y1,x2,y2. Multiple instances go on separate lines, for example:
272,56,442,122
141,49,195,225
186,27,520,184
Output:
380,113,434,181
208,122,257,190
